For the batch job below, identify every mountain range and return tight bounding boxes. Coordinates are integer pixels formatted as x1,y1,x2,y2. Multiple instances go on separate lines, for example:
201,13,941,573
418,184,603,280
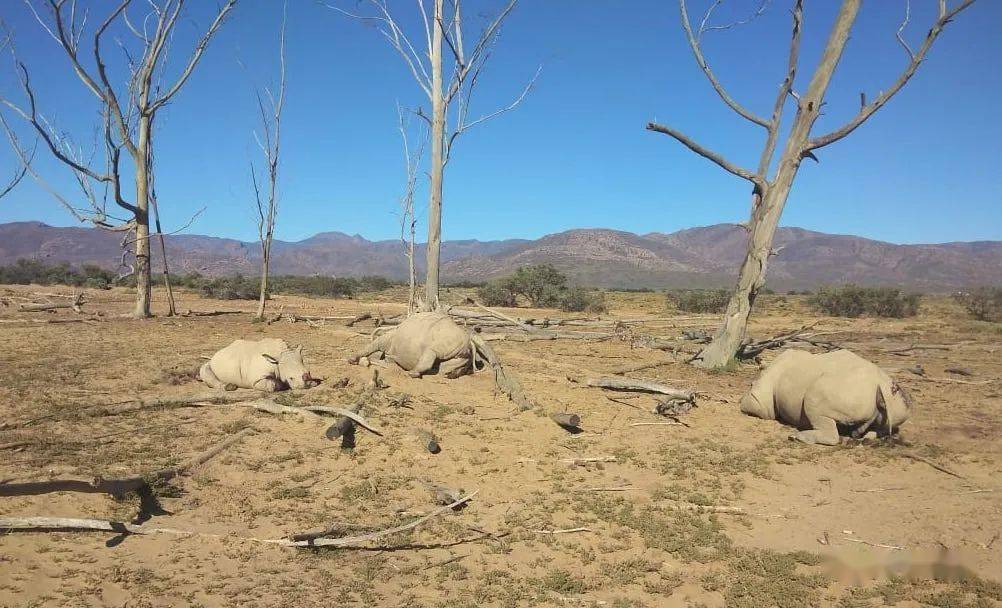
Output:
1,221,1000,291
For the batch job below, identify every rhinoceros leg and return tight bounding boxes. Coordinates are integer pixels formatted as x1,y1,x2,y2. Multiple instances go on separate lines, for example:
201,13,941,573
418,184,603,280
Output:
253,377,284,392
408,349,438,378
440,356,471,379
789,404,841,446
200,362,231,390
348,333,394,364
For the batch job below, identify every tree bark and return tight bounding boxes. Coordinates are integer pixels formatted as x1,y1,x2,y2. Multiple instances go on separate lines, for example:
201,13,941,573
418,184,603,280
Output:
133,115,153,319
695,0,861,368
256,251,270,320
423,0,446,312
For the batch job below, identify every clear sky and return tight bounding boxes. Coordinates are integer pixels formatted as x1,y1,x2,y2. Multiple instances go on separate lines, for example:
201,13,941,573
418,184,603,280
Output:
0,0,999,245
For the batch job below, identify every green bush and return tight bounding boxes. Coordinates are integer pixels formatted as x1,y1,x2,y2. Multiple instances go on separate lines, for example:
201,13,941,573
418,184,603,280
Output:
809,284,920,318
508,264,567,307
559,286,607,313
0,259,119,288
953,287,1002,322
199,275,260,300
667,289,731,313
477,279,518,307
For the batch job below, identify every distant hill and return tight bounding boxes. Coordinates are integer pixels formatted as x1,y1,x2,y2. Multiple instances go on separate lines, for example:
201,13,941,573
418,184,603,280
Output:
1,221,999,291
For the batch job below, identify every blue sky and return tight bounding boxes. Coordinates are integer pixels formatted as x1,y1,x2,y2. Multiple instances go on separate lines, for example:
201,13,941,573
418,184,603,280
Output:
1,0,999,245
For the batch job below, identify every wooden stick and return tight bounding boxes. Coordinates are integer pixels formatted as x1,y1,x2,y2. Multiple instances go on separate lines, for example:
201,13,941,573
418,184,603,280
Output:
0,494,479,550
668,504,745,514
609,360,673,376
630,422,684,427
900,452,965,479
572,376,695,402
841,536,904,551
533,527,591,534
460,301,535,332
285,491,479,547
0,428,253,498
560,456,616,465
577,486,636,492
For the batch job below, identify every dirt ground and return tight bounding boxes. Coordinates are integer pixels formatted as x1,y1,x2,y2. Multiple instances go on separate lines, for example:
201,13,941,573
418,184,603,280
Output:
0,284,999,608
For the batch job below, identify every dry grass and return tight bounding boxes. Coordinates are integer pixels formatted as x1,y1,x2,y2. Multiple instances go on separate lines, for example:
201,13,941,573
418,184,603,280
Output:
0,284,1000,607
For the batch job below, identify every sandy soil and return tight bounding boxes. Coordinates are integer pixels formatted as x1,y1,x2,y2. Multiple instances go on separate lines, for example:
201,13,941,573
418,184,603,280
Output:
0,284,999,608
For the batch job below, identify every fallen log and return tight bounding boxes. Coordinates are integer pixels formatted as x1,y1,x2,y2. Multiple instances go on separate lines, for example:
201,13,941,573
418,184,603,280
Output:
570,376,695,403
414,429,441,454
0,428,253,498
325,402,361,441
470,334,534,410
550,412,581,431
0,491,479,549
179,309,243,317
346,312,372,327
610,360,673,376
18,293,85,313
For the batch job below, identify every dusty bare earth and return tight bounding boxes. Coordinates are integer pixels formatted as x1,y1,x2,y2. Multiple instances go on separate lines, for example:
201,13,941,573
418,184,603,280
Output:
0,284,999,608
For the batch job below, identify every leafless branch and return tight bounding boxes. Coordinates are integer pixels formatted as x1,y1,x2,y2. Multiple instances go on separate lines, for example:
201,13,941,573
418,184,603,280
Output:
805,0,976,152
447,64,541,161
149,0,238,112
646,121,763,186
896,0,915,61
323,1,433,97
679,0,769,128
757,0,802,176
697,0,770,41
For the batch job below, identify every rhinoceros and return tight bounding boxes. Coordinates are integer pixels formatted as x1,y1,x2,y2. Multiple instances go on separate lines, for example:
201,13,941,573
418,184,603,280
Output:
200,339,318,391
739,349,912,445
348,312,472,378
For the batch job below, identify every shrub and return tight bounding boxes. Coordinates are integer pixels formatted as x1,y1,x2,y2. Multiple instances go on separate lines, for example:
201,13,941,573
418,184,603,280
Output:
355,275,392,292
559,287,607,313
0,259,119,288
199,275,259,300
667,289,731,313
508,264,567,307
269,275,357,298
954,287,1002,322
477,279,517,307
809,284,919,318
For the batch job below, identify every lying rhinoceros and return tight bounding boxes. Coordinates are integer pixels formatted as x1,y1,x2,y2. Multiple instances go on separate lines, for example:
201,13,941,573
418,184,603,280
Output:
740,349,912,445
348,312,472,378
200,339,318,391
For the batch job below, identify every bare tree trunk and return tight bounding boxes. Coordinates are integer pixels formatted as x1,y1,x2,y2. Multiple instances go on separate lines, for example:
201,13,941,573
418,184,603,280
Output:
147,129,176,317
133,116,154,319
423,0,446,312
256,251,270,319
408,220,416,314
695,0,861,368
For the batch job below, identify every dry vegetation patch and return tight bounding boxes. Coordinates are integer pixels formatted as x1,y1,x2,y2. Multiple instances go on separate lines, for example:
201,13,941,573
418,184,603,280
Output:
0,285,1000,607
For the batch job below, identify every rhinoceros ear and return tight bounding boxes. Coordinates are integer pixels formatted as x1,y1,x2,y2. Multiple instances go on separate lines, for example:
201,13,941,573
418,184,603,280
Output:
262,354,279,365
295,344,304,355
875,386,887,413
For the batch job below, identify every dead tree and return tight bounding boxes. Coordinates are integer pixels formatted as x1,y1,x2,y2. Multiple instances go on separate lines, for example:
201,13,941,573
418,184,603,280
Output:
396,102,427,315
0,33,33,200
1,0,237,318
329,0,539,311
251,2,288,321
648,0,977,368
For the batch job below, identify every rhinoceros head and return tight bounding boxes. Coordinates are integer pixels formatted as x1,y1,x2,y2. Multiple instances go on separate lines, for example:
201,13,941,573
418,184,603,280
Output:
875,382,913,435
262,344,319,389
